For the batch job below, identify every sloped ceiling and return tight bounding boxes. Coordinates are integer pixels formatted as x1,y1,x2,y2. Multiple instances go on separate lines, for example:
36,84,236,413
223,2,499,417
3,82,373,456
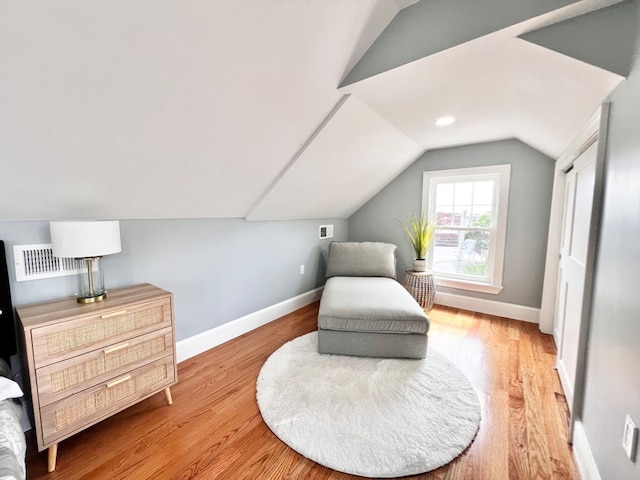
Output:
246,95,422,220
340,0,579,87
0,0,634,222
520,0,638,77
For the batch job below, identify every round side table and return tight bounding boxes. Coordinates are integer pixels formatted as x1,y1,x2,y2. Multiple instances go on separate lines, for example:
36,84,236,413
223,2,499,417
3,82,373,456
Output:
402,270,436,310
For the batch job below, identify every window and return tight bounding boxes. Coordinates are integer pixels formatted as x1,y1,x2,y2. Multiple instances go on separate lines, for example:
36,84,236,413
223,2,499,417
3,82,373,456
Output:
422,165,510,294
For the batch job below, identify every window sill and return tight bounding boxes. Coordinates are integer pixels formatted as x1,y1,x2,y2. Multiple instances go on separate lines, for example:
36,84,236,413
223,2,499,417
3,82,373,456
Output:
434,277,504,294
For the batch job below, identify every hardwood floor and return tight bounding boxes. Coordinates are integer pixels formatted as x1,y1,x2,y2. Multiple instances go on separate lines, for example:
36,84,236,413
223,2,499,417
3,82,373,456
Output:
25,303,579,480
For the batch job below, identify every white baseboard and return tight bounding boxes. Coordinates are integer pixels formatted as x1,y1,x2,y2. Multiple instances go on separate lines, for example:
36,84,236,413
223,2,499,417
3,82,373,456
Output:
572,420,601,480
434,291,540,323
176,287,323,363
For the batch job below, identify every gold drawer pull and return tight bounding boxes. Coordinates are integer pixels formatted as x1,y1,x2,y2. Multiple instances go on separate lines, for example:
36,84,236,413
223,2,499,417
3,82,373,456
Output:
106,374,131,388
103,342,129,355
101,310,127,319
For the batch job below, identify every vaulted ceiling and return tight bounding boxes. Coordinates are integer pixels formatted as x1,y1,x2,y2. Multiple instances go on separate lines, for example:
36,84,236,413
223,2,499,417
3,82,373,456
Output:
0,0,635,221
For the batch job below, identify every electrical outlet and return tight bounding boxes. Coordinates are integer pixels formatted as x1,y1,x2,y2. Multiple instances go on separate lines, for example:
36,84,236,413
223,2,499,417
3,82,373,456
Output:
623,414,638,461
300,265,305,275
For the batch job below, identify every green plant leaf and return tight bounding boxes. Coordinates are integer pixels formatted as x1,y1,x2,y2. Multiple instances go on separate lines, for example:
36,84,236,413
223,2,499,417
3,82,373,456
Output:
397,213,437,260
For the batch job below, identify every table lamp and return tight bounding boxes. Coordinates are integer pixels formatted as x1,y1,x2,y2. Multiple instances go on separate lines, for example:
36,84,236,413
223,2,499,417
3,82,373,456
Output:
50,220,121,303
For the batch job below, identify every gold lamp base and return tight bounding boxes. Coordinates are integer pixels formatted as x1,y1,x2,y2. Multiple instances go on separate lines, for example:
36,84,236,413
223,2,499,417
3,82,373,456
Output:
76,256,107,304
77,293,107,304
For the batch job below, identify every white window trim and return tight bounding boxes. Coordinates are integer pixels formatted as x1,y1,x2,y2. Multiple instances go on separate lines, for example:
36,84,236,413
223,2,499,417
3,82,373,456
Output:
422,164,511,294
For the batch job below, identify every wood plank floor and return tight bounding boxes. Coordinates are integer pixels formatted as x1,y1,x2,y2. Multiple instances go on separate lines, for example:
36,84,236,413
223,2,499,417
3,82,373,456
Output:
25,303,579,480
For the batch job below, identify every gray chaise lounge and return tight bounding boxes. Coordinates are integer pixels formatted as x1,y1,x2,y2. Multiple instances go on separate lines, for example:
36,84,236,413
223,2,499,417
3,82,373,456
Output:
317,242,429,359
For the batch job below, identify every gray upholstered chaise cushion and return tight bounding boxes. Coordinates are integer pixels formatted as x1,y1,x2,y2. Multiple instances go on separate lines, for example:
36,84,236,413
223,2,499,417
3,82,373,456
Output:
325,242,396,279
319,241,428,359
319,277,429,335
317,329,428,359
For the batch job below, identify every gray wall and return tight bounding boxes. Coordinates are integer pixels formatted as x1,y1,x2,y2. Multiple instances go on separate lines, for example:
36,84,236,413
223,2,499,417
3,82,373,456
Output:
580,9,640,479
0,218,347,342
349,139,555,308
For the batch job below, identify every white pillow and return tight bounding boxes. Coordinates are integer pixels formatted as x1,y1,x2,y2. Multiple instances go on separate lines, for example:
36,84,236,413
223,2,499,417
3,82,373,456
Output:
0,377,23,402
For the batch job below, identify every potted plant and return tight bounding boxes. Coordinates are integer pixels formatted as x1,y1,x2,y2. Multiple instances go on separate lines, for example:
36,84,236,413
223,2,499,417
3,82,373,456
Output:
398,213,436,272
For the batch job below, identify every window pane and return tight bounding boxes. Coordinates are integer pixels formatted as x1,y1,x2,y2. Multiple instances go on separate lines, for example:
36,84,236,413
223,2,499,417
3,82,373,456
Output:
436,183,454,206
423,164,510,290
436,206,454,226
470,208,492,227
453,205,472,226
454,182,473,205
432,229,490,279
473,181,493,205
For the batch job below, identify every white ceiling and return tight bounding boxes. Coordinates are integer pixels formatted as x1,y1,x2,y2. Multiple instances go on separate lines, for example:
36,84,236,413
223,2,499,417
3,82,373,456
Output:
246,95,422,220
0,0,629,221
341,34,622,159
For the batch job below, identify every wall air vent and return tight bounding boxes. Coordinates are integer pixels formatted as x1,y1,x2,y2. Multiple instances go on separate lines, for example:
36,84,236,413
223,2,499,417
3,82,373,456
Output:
319,224,334,239
13,244,88,282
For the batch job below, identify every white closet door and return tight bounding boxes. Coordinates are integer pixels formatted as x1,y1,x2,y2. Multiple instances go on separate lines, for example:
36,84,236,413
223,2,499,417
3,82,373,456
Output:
555,141,597,410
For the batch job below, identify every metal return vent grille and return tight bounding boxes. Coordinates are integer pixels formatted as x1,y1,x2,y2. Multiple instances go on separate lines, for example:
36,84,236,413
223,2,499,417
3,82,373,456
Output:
13,244,88,282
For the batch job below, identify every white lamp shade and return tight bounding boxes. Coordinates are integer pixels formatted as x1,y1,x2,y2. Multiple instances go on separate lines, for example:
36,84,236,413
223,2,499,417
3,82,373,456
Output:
50,221,121,258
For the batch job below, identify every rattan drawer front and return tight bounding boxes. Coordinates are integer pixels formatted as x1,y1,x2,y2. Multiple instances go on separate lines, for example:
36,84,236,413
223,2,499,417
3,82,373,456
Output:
31,298,172,367
36,327,174,407
41,355,175,446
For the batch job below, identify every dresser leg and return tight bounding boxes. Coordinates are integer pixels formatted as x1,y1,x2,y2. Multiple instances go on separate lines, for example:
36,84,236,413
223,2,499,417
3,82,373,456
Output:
164,386,173,405
47,443,58,472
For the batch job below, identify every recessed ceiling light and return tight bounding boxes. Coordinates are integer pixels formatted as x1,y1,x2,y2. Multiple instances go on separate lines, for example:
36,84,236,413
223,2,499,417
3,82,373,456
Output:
435,116,456,126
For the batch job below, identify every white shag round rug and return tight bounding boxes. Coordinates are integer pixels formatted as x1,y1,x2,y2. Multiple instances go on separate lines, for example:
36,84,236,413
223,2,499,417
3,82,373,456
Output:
256,332,481,478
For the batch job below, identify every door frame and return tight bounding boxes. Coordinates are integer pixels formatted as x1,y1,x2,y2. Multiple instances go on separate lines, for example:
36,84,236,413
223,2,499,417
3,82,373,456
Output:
538,103,610,434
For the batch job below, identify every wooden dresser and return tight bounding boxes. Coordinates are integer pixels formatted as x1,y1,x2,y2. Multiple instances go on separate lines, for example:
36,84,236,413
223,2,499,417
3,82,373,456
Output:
17,283,177,472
